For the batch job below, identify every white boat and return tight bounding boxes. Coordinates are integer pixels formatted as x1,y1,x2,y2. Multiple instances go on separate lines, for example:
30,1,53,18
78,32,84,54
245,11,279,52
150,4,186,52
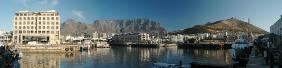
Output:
95,41,110,48
229,38,249,64
80,39,92,51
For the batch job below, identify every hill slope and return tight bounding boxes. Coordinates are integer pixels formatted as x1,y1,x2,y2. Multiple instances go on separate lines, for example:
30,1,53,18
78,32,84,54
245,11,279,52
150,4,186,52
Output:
175,18,268,34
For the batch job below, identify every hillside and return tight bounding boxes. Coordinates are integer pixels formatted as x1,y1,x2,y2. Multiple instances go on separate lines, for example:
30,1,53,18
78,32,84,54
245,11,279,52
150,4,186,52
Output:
175,18,268,34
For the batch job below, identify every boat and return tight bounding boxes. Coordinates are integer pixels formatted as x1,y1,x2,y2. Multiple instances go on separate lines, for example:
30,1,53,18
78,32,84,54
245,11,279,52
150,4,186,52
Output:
229,38,250,67
80,39,92,51
95,40,110,48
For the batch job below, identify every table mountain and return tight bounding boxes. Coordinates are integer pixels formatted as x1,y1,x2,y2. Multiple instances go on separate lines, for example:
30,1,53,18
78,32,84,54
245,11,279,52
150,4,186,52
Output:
61,19,166,36
174,18,268,34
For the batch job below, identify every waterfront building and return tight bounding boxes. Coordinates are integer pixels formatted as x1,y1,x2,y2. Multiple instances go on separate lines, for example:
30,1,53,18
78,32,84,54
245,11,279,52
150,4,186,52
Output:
0,29,12,44
270,15,282,35
92,32,110,41
12,10,60,45
111,33,152,44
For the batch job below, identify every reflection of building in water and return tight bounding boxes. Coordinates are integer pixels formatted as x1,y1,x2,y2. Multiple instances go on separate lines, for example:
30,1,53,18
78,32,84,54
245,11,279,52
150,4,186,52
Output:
183,49,232,64
20,53,63,68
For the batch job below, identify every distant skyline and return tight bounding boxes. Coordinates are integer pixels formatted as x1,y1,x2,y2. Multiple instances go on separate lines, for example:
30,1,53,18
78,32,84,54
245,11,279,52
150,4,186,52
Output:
1,0,282,32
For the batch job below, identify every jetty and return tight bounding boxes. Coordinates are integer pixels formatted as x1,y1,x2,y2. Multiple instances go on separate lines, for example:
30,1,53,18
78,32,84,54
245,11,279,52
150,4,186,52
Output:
14,44,90,52
177,43,232,49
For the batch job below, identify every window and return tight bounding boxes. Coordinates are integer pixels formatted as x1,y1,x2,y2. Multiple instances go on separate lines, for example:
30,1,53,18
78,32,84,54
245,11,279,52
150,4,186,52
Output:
51,17,54,20
43,26,45,29
31,22,33,25
47,26,50,29
56,22,59,25
39,26,41,29
51,22,54,25
19,26,21,29
51,26,54,29
56,26,59,29
47,22,50,25
15,26,17,29
15,22,17,25
15,17,17,20
56,17,59,20
39,22,41,25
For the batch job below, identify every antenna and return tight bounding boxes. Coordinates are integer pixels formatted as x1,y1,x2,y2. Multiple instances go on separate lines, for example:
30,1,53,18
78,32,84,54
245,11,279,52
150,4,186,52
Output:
248,18,250,24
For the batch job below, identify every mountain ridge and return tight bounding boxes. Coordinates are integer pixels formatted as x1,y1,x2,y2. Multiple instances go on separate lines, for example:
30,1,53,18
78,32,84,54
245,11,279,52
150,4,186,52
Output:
174,18,268,34
61,19,166,36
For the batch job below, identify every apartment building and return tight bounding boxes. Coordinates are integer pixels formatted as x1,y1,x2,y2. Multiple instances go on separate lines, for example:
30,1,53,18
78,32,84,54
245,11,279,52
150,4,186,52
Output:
13,10,60,45
270,15,282,35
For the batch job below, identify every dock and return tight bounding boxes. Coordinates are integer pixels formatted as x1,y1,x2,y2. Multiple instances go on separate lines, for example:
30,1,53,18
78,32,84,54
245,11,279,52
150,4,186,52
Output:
15,44,86,52
246,46,277,68
177,43,232,49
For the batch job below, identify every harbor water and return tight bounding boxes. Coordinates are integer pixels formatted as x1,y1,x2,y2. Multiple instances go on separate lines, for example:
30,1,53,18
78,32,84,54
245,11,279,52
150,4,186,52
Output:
18,46,233,68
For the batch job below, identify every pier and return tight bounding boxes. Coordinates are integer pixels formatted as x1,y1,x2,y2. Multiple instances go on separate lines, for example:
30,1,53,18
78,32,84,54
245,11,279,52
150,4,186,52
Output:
14,44,87,52
177,43,232,49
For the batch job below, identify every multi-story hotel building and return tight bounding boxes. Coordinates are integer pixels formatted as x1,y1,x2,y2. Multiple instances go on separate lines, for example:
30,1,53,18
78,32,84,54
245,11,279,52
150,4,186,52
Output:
13,10,60,45
270,15,282,35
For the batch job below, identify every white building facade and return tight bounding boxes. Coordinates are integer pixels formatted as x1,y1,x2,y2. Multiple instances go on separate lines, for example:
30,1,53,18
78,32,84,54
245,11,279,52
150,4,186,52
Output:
13,10,61,45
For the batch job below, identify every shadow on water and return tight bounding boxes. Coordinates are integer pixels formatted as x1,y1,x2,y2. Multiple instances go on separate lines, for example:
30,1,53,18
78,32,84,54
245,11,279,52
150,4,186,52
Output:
16,47,232,68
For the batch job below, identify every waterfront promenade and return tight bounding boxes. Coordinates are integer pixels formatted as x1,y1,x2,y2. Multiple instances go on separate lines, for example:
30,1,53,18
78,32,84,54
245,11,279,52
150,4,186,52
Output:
247,47,273,68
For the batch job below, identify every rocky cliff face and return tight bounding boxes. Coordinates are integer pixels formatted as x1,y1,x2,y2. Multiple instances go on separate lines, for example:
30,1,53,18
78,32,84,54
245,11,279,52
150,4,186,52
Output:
61,19,166,35
174,18,268,34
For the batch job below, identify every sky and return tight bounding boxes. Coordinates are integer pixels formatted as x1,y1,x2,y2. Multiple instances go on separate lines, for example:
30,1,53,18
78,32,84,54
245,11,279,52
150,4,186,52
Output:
0,0,282,32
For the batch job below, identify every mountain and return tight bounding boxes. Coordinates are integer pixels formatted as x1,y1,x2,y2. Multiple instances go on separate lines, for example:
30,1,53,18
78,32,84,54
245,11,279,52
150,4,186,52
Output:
61,19,95,36
175,18,268,34
61,19,166,36
93,19,166,33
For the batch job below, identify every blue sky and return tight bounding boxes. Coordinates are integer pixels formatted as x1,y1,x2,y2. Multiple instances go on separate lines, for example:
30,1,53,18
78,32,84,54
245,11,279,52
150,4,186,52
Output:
0,0,282,32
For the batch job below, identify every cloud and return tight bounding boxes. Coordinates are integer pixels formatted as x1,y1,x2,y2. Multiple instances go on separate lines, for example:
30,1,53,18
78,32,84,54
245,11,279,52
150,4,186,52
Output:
72,10,86,20
18,0,59,7
52,0,59,6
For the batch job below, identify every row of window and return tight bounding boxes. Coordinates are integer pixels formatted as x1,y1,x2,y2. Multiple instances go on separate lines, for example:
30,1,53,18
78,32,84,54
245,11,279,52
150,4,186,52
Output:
14,30,59,34
15,22,59,25
14,26,59,30
16,13,58,16
15,17,59,20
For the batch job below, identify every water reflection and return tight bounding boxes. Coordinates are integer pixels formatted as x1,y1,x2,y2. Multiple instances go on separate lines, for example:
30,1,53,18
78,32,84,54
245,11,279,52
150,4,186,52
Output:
19,47,232,68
